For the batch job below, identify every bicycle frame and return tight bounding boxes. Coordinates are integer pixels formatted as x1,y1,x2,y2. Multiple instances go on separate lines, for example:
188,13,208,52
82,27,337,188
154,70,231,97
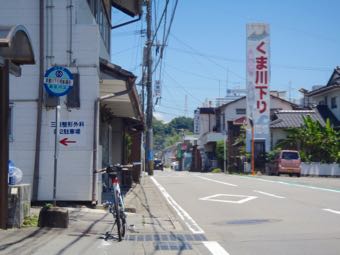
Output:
104,167,127,241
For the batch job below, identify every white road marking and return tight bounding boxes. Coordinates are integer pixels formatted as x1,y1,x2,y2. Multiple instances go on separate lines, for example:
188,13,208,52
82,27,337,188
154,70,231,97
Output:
240,176,340,193
200,194,257,204
203,241,230,255
150,176,204,234
253,190,285,199
197,176,238,187
323,208,340,215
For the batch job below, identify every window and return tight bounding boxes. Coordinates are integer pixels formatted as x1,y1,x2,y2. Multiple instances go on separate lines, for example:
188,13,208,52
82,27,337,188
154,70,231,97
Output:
66,73,80,108
87,0,111,53
331,97,337,109
9,103,13,142
44,91,58,107
236,108,246,115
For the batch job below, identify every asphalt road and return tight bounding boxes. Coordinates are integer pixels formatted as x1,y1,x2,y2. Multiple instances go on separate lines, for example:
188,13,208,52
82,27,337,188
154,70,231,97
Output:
153,170,340,255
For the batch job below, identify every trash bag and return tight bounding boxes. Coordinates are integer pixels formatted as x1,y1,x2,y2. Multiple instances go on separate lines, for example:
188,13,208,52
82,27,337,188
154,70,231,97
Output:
8,160,23,185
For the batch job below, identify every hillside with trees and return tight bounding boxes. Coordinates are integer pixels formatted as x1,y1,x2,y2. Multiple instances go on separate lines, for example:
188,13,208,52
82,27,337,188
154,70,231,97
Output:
153,116,194,153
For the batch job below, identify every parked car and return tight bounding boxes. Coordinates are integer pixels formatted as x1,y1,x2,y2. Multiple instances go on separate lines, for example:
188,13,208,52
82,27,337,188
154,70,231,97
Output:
154,159,164,171
266,150,301,177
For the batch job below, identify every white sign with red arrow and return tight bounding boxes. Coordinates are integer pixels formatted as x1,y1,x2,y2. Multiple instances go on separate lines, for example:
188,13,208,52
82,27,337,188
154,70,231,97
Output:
59,137,76,146
49,119,87,148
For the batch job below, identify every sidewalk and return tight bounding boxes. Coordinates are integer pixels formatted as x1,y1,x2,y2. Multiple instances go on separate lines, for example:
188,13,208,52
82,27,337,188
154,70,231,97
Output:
0,175,208,255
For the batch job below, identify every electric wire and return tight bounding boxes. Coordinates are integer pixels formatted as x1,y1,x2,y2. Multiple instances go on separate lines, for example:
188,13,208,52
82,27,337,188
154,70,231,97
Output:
164,70,204,105
152,0,178,74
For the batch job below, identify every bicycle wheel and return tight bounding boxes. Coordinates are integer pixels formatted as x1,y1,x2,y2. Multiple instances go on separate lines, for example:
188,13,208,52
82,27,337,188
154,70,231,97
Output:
114,190,124,241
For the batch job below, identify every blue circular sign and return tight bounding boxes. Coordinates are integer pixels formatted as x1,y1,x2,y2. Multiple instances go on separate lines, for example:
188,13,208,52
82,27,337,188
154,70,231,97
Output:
44,66,74,97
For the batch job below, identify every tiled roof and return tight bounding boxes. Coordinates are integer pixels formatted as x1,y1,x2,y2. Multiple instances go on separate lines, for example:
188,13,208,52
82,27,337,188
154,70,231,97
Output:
270,110,326,128
305,67,340,96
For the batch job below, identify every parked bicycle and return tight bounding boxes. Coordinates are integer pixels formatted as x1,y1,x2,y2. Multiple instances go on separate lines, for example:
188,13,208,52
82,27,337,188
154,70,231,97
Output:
97,164,130,241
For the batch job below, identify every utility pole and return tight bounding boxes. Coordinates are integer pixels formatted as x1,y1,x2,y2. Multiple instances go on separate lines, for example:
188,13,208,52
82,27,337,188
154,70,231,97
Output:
0,60,9,229
145,0,154,176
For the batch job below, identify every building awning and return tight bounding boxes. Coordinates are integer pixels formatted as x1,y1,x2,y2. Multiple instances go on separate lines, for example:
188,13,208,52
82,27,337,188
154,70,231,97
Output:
233,116,247,125
0,25,35,66
99,58,143,123
100,79,138,119
111,0,142,17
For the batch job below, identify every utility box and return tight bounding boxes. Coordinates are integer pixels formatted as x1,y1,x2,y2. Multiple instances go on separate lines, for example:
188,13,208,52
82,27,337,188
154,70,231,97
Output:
8,184,31,228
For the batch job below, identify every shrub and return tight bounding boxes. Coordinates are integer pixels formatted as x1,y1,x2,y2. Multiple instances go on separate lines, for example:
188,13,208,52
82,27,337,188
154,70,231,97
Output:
211,168,222,173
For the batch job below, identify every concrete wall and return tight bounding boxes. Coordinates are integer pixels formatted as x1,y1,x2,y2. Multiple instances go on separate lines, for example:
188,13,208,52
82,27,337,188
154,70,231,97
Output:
301,163,340,176
271,129,287,148
199,113,216,135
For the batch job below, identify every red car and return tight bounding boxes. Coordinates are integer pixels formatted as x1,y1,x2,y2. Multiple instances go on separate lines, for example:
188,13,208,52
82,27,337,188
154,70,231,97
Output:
267,150,301,177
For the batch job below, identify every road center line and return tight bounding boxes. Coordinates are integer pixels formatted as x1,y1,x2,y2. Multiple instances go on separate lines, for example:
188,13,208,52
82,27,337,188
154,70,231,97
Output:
253,190,285,199
196,176,238,187
150,176,204,234
323,208,340,215
203,241,230,255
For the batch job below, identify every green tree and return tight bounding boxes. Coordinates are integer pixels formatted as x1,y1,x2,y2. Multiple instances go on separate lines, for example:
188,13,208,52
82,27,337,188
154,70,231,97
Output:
275,116,340,163
152,116,194,153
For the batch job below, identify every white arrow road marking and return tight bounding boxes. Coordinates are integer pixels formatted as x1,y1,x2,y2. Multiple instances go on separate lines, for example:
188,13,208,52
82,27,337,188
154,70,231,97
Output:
323,208,340,215
203,241,230,255
253,190,285,199
200,194,257,204
150,176,204,234
196,176,238,187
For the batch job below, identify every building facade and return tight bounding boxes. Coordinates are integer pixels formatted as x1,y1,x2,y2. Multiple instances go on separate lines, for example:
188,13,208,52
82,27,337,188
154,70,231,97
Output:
1,0,143,203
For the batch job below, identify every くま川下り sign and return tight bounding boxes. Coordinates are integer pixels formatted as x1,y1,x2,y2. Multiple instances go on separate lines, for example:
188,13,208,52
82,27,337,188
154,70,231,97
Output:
44,66,73,97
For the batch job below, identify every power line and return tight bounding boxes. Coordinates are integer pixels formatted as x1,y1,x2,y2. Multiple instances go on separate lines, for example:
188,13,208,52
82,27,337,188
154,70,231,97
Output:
170,33,246,80
164,70,204,104
152,0,178,74
168,40,333,73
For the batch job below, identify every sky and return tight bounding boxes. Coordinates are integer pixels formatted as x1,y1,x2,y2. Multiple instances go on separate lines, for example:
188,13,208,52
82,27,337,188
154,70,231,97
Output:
110,0,340,123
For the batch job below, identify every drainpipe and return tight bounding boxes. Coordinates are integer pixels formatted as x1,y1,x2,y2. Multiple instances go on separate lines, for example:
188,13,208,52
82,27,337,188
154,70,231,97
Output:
91,83,134,204
32,0,45,201
67,0,73,65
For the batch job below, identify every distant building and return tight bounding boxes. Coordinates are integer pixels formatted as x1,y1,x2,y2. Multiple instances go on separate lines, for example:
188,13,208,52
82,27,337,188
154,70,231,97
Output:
303,67,340,128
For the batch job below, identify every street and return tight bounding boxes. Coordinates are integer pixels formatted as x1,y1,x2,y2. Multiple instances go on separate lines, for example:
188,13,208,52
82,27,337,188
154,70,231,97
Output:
153,170,340,255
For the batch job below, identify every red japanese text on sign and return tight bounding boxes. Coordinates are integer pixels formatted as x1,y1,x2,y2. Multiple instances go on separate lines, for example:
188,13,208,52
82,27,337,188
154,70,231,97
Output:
255,41,268,113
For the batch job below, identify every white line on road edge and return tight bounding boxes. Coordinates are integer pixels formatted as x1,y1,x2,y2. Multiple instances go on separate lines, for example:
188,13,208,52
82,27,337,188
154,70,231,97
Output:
150,176,204,234
151,177,231,255
323,208,340,215
196,176,238,187
253,190,285,199
240,176,340,193
203,241,230,255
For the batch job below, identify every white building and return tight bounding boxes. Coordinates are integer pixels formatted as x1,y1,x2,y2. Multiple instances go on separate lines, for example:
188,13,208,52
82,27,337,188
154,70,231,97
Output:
1,0,143,203
304,67,340,128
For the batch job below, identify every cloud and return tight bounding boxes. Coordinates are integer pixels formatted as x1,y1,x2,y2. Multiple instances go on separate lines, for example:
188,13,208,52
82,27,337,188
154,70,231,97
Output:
153,112,171,123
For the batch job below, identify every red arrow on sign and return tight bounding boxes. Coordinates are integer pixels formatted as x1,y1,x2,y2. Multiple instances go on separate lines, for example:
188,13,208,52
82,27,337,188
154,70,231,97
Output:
59,138,76,146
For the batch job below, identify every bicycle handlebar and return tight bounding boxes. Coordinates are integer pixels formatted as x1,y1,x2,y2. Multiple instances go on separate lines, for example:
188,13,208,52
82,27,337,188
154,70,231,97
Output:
95,163,136,174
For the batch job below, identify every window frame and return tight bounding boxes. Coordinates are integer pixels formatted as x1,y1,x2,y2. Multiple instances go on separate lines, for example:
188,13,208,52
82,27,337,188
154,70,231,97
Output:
9,102,14,142
331,96,337,109
236,108,246,115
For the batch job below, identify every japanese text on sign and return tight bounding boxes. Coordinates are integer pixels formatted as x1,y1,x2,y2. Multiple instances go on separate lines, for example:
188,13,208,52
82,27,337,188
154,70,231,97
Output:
51,121,85,135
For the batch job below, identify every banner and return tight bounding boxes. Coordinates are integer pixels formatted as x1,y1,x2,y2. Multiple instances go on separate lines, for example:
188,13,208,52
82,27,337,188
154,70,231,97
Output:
246,23,271,152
